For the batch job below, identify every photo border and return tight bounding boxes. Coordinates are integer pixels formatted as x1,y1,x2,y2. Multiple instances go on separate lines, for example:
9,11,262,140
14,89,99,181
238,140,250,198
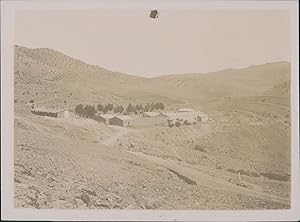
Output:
1,0,299,221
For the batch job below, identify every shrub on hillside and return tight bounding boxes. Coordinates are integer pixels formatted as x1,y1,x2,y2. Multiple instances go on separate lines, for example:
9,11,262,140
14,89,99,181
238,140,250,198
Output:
226,168,237,174
175,122,181,127
184,120,191,125
194,144,206,152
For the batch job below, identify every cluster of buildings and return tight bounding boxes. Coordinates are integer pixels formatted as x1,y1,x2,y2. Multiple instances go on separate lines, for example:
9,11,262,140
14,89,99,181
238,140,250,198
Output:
31,106,133,127
94,114,133,127
31,107,76,119
31,106,210,127
151,108,209,126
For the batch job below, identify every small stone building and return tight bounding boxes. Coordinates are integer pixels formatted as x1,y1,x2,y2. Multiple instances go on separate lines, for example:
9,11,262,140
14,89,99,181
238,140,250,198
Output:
143,112,161,117
95,114,114,124
109,116,133,127
94,115,106,124
31,108,75,118
31,108,64,118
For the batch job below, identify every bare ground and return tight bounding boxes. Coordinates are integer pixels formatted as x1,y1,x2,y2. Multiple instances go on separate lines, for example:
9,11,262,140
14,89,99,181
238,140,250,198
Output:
14,106,290,209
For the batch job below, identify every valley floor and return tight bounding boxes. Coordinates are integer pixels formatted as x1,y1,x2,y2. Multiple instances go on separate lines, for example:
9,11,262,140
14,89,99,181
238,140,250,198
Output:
14,101,291,209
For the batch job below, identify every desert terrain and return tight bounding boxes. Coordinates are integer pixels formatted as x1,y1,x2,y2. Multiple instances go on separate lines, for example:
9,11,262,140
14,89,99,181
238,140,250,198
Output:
14,45,291,209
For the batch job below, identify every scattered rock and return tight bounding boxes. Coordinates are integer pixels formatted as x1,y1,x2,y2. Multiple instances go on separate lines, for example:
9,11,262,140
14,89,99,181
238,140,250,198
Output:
14,177,22,183
95,199,110,208
112,194,121,201
76,192,90,207
81,188,97,197
75,198,88,208
16,183,29,190
51,199,76,208
58,196,67,201
48,175,57,181
36,193,48,208
144,198,161,209
106,195,115,204
28,185,40,193
126,204,137,209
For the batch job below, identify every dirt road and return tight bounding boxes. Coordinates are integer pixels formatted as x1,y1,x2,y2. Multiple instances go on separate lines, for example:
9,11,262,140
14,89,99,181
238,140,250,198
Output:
99,125,289,206
126,150,289,205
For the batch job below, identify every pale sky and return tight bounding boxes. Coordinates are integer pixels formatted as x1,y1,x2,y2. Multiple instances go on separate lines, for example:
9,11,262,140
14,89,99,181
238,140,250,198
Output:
15,9,290,77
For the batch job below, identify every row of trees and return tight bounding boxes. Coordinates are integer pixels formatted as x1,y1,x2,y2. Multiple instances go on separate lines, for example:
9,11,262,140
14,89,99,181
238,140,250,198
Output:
75,102,165,118
75,104,97,118
96,102,165,113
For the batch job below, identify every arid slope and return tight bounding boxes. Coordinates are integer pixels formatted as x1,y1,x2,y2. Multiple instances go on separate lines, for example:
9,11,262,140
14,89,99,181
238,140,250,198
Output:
15,45,290,109
14,45,291,209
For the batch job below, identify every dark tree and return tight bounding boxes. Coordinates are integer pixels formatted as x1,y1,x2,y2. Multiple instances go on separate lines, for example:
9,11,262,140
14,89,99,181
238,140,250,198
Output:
144,103,151,112
126,103,135,113
97,104,103,112
113,106,118,113
138,104,143,111
150,102,155,111
114,105,125,113
83,105,96,118
102,104,108,113
113,105,123,113
119,105,124,113
155,102,165,110
107,103,114,111
90,105,97,118
135,104,139,111
75,104,84,116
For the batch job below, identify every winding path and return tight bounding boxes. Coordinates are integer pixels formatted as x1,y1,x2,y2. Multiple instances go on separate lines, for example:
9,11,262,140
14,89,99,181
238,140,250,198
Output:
126,150,289,205
100,122,290,206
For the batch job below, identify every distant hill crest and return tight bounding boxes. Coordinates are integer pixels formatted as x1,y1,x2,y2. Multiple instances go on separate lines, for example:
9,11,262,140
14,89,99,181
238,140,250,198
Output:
14,45,291,108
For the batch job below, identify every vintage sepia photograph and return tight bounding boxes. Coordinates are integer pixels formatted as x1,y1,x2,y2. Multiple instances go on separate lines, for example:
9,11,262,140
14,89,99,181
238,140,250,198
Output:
1,0,299,221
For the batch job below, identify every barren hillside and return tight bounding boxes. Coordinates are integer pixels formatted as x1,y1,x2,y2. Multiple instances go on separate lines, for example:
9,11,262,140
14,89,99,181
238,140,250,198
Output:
14,45,290,110
14,45,291,209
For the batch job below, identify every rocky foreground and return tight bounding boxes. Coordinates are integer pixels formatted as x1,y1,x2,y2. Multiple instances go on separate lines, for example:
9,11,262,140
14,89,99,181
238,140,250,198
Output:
14,109,290,209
